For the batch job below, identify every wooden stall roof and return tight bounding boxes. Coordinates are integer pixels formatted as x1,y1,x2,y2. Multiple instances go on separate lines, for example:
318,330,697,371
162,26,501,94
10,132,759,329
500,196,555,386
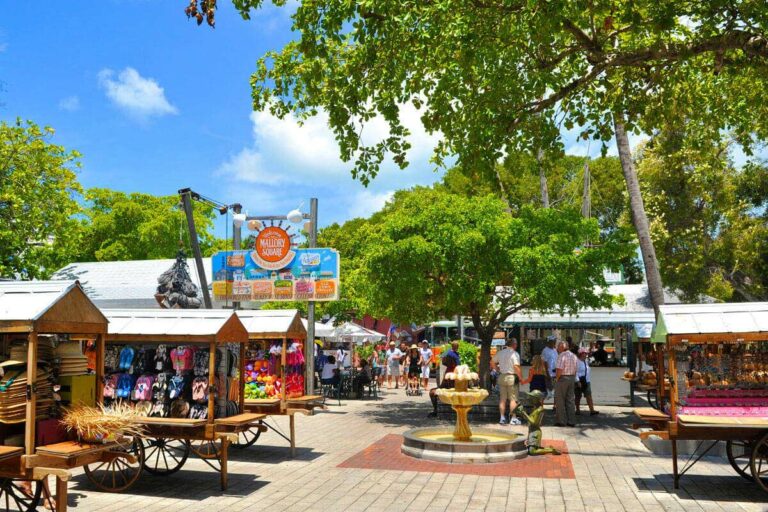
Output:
103,309,248,343
653,302,768,344
236,310,307,339
0,280,107,334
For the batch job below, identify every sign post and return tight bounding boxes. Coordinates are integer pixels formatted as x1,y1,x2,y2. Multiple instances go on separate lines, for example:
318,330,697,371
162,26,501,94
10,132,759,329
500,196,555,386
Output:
306,198,318,395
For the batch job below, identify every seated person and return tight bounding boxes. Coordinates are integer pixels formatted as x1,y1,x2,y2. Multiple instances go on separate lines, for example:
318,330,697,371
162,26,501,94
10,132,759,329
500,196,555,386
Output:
353,359,372,397
427,350,459,417
321,355,340,386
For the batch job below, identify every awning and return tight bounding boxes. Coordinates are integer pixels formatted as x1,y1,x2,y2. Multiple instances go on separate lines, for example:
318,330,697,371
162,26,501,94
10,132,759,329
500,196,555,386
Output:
652,302,768,343
503,310,654,328
331,322,385,344
301,319,335,337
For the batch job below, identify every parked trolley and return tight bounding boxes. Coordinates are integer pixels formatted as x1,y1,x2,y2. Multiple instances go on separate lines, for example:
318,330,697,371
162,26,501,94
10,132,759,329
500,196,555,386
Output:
91,309,265,492
235,310,324,457
633,302,768,492
0,281,121,511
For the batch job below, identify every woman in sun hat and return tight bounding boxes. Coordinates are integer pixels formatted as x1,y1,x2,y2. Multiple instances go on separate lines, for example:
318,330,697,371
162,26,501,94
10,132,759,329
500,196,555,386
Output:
406,344,421,392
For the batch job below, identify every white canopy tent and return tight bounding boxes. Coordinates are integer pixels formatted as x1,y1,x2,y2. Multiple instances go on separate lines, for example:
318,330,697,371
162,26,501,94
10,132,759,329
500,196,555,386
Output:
328,322,385,367
301,319,335,338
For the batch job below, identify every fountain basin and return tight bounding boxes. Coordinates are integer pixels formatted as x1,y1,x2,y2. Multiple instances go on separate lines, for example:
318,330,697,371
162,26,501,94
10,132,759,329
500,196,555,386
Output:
401,427,527,464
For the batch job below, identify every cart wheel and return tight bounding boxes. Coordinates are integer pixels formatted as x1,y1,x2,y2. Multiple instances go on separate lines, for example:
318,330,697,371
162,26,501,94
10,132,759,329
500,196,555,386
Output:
0,479,41,512
233,423,262,449
726,440,754,481
646,390,659,410
142,438,190,476
750,432,768,492
84,437,144,492
190,439,220,460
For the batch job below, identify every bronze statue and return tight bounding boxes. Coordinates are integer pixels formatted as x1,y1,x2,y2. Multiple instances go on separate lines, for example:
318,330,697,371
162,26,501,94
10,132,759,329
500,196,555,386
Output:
513,390,561,456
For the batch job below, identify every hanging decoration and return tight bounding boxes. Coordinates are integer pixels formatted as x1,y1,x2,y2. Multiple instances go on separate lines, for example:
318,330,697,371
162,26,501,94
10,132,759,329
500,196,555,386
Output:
155,250,203,309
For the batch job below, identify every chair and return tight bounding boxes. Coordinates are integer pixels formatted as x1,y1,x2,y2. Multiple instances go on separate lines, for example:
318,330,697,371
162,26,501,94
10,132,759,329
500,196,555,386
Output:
321,380,341,406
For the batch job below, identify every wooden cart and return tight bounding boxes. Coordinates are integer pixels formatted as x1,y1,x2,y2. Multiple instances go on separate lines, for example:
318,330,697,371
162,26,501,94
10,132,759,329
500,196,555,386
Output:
0,281,124,511
235,310,324,457
92,309,266,492
633,302,768,492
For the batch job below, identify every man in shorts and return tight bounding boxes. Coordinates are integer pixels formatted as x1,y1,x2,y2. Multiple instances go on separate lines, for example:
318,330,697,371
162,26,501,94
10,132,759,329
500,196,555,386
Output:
385,341,402,389
492,337,523,425
419,340,433,389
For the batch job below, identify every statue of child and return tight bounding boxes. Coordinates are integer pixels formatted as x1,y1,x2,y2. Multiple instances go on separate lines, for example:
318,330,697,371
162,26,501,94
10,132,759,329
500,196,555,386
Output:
513,390,561,456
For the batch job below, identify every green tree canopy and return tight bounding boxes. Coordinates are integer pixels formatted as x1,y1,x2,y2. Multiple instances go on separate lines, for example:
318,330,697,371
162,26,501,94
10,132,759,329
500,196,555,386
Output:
353,188,632,383
76,188,217,262
0,119,83,279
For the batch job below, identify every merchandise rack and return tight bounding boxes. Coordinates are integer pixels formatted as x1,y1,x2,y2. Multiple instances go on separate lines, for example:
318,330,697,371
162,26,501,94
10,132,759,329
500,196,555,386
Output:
0,281,117,511
633,302,768,492
235,310,324,457
94,309,265,492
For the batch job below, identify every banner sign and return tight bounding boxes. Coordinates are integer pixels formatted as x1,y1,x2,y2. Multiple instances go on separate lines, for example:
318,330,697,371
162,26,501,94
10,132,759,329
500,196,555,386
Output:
211,247,340,302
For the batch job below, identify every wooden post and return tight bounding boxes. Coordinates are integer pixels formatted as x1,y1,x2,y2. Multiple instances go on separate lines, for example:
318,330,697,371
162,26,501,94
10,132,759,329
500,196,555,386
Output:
668,347,678,420
56,476,68,512
95,334,105,404
220,437,229,491
657,345,666,410
289,413,296,458
281,337,287,412
671,438,679,489
239,340,246,414
208,340,216,421
25,331,38,456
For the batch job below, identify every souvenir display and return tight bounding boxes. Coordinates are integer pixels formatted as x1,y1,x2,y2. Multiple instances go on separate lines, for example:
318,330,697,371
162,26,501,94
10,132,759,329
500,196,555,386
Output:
243,339,305,400
56,342,90,376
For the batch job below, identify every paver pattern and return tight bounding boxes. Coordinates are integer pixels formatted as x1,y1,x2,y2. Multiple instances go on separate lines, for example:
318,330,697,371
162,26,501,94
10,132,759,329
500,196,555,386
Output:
63,387,767,511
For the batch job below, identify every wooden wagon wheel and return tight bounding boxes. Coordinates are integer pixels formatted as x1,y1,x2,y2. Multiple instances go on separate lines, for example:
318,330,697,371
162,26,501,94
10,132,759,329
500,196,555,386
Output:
233,422,262,449
142,438,190,476
647,390,659,410
726,440,754,481
83,437,144,493
0,479,41,512
189,439,220,460
750,432,768,492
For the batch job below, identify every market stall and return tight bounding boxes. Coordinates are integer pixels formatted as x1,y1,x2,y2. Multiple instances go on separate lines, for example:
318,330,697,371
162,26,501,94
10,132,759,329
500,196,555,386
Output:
236,310,324,456
95,308,264,492
621,323,670,408
0,281,120,511
633,302,768,491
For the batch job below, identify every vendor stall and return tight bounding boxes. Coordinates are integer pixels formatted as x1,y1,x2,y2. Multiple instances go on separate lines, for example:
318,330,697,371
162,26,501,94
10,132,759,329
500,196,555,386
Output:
94,309,264,492
236,310,324,456
634,302,768,491
0,281,119,511
622,323,669,409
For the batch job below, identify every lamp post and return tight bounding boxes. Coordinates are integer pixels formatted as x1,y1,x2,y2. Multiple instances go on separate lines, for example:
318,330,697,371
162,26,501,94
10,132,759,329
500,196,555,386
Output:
233,198,319,395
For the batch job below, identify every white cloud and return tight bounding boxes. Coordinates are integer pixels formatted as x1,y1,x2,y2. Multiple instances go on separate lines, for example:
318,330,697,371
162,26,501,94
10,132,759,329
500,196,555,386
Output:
98,67,178,120
58,96,80,112
348,189,394,218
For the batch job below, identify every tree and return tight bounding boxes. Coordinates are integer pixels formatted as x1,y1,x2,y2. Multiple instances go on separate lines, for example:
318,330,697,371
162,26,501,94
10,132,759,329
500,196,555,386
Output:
354,188,631,385
0,119,83,279
77,189,217,262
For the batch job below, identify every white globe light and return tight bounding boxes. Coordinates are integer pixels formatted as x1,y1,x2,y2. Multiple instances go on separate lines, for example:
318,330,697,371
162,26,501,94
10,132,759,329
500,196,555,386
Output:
233,213,246,228
287,208,303,223
247,219,262,231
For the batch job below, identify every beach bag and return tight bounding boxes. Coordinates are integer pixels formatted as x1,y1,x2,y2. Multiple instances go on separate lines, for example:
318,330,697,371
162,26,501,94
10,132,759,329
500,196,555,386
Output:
155,345,170,371
118,346,136,371
104,347,120,371
132,375,155,401
103,374,119,399
116,374,135,399
191,377,208,402
170,399,190,418
193,349,209,376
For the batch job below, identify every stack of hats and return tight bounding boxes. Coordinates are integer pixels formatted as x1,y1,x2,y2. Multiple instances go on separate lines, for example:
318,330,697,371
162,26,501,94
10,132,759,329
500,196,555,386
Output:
0,361,53,423
55,342,90,376
8,337,55,364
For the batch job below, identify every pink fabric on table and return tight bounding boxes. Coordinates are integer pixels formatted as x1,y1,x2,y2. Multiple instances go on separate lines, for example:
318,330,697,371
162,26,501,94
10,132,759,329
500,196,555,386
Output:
678,406,768,417
685,397,768,407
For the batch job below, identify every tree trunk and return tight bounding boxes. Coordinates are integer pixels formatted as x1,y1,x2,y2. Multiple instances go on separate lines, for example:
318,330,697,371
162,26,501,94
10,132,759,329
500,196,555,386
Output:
537,149,550,207
469,306,494,389
613,117,665,314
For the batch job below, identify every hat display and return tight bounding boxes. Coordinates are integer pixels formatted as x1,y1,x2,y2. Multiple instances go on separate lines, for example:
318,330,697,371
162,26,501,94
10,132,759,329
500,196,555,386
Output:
8,337,55,364
0,367,53,423
55,342,90,377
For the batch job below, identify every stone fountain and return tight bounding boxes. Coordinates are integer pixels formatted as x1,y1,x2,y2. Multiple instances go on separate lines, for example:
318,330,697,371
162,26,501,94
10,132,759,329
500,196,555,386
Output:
401,365,527,463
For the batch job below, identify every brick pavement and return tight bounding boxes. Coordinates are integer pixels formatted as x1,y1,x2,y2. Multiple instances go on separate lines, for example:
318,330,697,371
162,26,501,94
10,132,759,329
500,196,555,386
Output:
62,389,768,511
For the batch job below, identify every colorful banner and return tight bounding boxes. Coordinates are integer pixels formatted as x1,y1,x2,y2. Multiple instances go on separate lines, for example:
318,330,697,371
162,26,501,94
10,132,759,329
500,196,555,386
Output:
211,248,340,302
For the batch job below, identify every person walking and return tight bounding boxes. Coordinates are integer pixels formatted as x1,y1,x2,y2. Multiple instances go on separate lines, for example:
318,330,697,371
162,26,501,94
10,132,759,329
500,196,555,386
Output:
419,340,433,389
541,336,558,398
522,355,548,395
385,341,402,389
576,348,599,416
554,340,578,427
399,341,409,388
492,338,523,425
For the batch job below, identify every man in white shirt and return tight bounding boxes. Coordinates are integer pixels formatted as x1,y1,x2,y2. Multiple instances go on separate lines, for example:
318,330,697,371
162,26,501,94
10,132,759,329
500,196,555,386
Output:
335,346,346,369
418,340,433,389
385,341,403,389
492,338,523,425
541,336,558,398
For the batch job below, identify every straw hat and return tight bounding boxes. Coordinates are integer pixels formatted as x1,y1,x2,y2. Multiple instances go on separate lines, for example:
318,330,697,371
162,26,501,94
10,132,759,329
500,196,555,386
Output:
410,344,418,350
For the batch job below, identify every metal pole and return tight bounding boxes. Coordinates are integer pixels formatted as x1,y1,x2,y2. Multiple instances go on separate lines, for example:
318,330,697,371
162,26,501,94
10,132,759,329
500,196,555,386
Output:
180,190,212,308
232,204,242,311
305,198,318,394
458,315,464,341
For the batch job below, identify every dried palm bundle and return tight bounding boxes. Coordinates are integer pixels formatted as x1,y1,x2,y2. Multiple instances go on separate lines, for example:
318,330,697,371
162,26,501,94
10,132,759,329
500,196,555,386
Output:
61,403,144,444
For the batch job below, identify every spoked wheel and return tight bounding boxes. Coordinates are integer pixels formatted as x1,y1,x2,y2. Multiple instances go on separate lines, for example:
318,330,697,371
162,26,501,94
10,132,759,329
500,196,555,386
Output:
84,437,144,492
647,390,659,410
750,432,768,492
190,439,220,460
233,422,262,449
142,438,190,476
0,479,41,512
726,440,754,481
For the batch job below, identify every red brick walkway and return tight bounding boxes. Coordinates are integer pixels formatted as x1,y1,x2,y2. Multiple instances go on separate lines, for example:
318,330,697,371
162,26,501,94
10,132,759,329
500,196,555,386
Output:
338,434,574,478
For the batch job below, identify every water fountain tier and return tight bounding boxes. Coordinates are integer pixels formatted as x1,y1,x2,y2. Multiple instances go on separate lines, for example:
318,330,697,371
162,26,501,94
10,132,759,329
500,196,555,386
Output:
400,365,527,464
